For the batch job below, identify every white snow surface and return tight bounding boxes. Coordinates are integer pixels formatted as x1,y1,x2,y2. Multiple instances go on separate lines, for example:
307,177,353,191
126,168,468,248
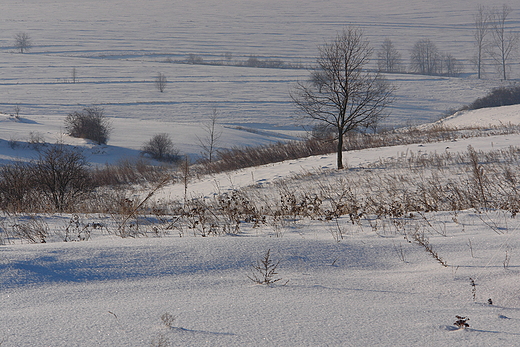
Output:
2,105,520,346
2,1,520,346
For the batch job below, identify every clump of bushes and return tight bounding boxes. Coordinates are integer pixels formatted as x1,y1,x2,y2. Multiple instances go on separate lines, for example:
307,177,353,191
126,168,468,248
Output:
64,106,112,145
467,84,520,110
141,133,181,163
0,145,93,213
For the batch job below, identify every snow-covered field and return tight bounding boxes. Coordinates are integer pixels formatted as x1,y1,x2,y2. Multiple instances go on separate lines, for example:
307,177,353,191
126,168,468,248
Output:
3,1,520,346
1,0,519,161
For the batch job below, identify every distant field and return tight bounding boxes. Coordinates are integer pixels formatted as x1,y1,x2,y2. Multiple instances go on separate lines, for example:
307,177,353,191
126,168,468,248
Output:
0,0,518,155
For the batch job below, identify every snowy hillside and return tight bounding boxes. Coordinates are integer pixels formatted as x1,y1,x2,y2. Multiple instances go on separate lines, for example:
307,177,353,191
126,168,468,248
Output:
2,105,520,346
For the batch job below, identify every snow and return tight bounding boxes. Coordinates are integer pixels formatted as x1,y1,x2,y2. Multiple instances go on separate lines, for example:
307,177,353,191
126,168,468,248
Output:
3,211,520,346
438,104,520,128
3,105,520,345
1,0,518,162
2,1,520,346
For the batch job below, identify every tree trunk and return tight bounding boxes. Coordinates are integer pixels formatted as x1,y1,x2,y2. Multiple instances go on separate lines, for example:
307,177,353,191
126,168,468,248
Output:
336,133,344,169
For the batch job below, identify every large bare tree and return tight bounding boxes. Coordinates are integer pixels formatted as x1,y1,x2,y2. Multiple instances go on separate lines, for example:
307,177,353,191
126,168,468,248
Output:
377,38,402,73
488,5,519,80
410,39,441,75
291,27,393,169
474,5,490,79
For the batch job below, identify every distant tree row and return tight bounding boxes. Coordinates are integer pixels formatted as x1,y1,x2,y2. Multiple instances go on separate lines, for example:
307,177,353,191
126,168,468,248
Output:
377,38,463,77
473,4,519,80
377,4,519,80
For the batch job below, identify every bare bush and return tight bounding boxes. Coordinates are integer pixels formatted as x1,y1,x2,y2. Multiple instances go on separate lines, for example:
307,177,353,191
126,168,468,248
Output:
247,249,283,285
65,106,112,145
14,32,32,53
0,162,35,212
33,146,93,212
3,147,94,214
141,134,180,162
12,217,49,243
155,73,167,92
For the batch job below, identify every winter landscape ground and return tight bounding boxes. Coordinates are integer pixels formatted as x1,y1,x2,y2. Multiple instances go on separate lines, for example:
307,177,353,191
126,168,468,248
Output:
2,1,520,346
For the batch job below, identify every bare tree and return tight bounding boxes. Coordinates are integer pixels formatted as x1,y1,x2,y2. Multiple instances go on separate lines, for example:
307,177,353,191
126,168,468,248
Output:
72,67,77,83
442,53,464,77
14,32,32,53
377,38,402,73
291,27,393,169
410,39,441,75
155,72,167,92
474,5,491,79
33,146,92,212
197,108,222,163
488,5,519,80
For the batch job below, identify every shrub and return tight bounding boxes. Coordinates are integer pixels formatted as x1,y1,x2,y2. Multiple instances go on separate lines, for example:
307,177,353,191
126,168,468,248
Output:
64,106,112,145
141,134,180,162
12,217,49,243
33,145,93,212
0,162,34,212
0,146,93,213
467,85,520,110
247,249,283,285
91,158,168,186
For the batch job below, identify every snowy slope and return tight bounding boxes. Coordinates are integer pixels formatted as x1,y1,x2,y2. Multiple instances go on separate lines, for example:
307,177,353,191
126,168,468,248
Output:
2,106,520,346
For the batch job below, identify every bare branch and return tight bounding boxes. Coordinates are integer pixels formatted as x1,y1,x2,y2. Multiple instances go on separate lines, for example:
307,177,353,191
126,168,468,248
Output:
292,27,394,169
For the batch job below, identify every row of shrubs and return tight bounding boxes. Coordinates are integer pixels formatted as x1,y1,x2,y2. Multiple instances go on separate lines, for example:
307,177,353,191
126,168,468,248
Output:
3,143,520,244
456,84,520,112
0,145,170,213
197,121,520,174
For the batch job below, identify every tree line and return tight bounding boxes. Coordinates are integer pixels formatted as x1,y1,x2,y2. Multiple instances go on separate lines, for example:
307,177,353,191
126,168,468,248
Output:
377,4,519,80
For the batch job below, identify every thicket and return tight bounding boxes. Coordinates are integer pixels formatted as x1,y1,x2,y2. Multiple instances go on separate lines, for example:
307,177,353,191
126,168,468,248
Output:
64,106,112,145
0,146,92,213
199,123,520,174
466,85,520,110
0,148,171,214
